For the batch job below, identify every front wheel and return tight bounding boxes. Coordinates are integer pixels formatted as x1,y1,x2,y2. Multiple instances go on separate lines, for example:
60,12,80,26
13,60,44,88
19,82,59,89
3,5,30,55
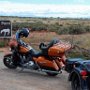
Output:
3,55,17,69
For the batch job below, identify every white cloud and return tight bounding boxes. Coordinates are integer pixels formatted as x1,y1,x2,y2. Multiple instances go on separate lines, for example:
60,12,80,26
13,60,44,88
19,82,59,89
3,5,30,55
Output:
73,0,86,3
0,1,90,18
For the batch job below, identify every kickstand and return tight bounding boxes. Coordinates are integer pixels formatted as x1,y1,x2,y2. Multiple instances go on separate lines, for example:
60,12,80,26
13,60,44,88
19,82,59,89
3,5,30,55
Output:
18,66,24,73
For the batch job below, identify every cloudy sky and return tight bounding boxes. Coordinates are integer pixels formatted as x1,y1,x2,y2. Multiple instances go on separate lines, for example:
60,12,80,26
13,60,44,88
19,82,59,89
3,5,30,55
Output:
0,0,90,18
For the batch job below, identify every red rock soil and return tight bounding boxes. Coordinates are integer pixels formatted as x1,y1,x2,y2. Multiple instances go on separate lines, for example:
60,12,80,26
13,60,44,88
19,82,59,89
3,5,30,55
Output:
0,47,9,52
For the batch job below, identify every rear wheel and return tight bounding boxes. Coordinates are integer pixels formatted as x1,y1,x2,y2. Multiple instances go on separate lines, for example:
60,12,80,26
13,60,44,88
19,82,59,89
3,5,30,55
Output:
71,76,81,90
3,55,17,69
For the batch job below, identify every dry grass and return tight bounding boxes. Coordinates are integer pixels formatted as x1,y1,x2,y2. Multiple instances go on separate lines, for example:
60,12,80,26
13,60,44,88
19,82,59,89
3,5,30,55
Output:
21,32,90,50
0,31,89,50
0,16,90,25
0,31,90,58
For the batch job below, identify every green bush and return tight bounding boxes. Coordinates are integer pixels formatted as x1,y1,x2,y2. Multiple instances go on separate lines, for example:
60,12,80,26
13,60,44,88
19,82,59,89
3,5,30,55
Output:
47,23,88,35
48,23,60,32
12,21,47,31
12,20,90,35
85,25,90,32
58,25,70,34
0,41,6,47
68,24,86,34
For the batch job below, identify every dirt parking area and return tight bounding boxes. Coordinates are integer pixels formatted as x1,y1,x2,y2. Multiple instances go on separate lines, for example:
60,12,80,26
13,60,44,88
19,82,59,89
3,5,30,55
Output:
0,52,71,90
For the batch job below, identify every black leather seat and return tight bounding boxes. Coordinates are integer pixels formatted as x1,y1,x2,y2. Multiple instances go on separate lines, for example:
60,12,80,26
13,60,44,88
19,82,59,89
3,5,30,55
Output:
39,39,59,56
39,39,59,51
30,49,43,57
30,39,59,57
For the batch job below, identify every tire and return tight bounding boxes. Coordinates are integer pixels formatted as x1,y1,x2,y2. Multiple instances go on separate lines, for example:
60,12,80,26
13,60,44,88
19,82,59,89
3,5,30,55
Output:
71,76,82,90
3,55,17,69
46,72,58,76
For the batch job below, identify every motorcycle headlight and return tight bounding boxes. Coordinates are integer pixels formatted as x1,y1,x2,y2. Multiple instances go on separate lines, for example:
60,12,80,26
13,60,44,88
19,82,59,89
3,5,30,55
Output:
9,48,11,51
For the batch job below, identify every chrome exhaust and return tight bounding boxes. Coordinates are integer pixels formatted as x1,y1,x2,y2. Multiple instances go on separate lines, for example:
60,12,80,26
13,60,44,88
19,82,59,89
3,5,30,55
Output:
40,69,62,74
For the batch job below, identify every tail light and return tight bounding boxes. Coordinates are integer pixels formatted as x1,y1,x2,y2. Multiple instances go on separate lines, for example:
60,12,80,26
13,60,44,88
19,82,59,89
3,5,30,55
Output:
80,70,88,79
80,70,87,76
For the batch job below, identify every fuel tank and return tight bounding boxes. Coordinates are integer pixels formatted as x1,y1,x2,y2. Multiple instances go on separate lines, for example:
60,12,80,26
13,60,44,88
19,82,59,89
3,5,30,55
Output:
19,46,30,54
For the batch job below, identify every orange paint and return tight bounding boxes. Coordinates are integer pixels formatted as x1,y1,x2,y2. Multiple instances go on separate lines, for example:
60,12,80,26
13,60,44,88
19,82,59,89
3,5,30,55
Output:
48,45,65,57
19,46,29,54
33,57,59,70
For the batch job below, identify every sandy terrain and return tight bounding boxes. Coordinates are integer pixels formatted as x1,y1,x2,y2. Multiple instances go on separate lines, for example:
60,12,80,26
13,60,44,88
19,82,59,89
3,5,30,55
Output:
0,52,71,90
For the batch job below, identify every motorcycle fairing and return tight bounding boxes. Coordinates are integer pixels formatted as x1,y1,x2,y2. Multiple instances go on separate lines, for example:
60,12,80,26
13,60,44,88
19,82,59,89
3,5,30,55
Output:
4,52,12,57
33,57,60,71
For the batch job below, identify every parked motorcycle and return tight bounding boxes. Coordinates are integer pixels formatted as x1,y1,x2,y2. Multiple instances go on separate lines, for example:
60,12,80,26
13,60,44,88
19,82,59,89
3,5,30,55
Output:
3,36,71,76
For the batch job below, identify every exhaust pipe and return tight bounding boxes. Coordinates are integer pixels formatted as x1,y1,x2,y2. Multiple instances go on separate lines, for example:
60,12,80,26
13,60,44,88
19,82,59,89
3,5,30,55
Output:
40,69,62,74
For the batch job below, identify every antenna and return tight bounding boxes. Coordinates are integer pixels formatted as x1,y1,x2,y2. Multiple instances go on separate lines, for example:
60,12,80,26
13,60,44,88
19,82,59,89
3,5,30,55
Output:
71,33,74,48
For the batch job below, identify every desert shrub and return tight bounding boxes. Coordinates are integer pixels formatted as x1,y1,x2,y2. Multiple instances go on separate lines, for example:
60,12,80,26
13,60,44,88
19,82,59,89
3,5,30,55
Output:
12,19,90,35
47,23,60,32
0,38,10,47
30,21,47,31
12,21,47,31
12,22,31,30
0,41,6,47
68,24,86,34
57,25,70,34
47,23,88,35
85,25,90,32
68,48,90,59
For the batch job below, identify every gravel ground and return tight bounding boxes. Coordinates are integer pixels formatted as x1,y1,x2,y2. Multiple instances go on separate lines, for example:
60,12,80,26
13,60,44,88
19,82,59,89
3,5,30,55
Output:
0,52,71,90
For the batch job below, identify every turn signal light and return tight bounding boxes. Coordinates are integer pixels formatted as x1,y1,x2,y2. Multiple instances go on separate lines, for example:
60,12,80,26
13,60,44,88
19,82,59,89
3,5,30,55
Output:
80,70,87,76
80,70,88,80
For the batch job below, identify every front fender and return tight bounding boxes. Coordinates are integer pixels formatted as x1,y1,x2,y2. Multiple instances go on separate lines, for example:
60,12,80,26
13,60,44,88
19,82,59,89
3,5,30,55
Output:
68,68,80,81
4,52,12,57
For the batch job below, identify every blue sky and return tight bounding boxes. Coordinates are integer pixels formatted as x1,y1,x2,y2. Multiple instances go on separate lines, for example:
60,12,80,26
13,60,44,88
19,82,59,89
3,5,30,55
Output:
0,0,90,18
2,0,90,5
